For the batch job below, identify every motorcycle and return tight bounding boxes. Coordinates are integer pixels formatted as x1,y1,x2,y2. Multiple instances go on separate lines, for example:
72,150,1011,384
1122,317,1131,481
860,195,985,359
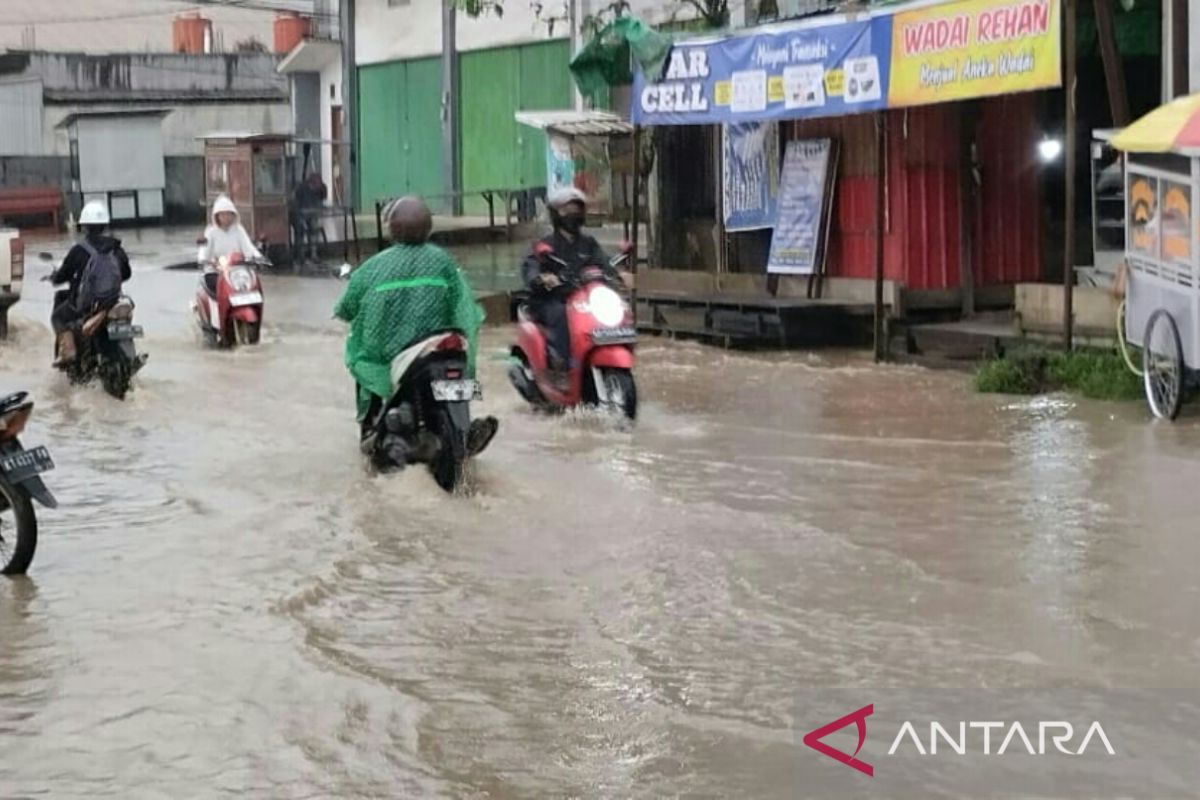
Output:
508,243,638,420
193,249,268,348
0,391,57,575
42,255,146,401
361,329,498,493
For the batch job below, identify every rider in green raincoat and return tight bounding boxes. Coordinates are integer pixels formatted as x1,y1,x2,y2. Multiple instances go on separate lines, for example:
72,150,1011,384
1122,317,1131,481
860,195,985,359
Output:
334,197,484,423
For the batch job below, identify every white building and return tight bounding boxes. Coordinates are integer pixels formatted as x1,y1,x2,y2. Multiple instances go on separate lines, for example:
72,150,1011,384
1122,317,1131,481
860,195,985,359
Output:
0,0,312,54
0,51,291,222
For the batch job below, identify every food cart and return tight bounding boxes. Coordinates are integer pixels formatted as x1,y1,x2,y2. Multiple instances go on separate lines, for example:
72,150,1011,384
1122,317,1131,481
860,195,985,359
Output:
200,133,290,259
1113,95,1200,420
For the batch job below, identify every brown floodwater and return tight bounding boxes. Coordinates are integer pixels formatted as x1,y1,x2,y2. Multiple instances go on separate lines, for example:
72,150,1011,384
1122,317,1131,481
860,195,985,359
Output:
2,231,1200,798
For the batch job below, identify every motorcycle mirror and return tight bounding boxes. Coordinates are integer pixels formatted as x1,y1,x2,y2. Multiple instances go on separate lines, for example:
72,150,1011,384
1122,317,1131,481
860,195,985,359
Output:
38,251,54,261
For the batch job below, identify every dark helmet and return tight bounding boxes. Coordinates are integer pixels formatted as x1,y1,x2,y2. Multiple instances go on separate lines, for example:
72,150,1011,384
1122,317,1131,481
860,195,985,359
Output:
386,196,433,244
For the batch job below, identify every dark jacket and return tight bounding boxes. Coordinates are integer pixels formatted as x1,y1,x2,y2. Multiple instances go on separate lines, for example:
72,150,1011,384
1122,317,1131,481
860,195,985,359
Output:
521,230,611,294
51,235,132,301
293,178,328,218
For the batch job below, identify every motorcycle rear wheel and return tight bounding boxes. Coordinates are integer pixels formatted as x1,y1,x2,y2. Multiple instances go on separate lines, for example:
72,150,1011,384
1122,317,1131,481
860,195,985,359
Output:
0,475,37,575
101,360,131,400
431,407,467,493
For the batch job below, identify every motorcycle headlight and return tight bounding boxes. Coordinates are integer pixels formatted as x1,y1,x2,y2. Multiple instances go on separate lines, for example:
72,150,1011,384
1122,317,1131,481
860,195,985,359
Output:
229,267,254,292
588,286,625,328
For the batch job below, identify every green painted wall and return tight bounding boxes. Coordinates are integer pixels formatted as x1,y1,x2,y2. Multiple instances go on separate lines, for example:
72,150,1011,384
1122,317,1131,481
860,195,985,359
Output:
357,56,443,210
357,40,571,215
459,39,571,213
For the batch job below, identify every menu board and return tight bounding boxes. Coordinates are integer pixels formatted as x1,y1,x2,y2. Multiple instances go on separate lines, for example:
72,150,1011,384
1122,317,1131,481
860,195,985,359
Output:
767,138,834,275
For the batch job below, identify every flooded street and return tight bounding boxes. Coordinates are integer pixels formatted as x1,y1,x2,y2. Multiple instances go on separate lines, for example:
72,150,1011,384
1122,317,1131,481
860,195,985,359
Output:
3,231,1200,798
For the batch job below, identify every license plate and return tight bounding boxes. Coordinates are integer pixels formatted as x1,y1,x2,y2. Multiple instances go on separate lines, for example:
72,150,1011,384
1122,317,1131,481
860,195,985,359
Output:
592,326,637,344
107,321,144,339
0,446,55,484
431,379,481,402
230,291,263,307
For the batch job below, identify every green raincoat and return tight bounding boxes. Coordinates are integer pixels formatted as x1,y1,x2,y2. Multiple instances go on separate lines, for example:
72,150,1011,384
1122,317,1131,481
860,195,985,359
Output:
334,243,484,420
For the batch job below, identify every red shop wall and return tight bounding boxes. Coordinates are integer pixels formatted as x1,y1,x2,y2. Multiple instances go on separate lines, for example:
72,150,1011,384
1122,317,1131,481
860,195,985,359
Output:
785,94,1042,291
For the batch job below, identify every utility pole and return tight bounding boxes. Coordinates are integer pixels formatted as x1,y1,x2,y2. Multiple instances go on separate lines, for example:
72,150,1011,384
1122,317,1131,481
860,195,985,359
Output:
569,0,583,110
1063,0,1077,350
340,0,356,212
442,0,462,214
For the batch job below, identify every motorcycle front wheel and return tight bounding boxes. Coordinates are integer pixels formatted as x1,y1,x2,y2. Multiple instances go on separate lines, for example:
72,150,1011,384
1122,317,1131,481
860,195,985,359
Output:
234,319,261,346
596,368,638,421
0,475,37,575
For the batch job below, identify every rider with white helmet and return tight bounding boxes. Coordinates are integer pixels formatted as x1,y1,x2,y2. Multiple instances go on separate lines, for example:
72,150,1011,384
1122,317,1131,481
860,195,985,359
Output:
49,200,132,365
521,187,615,381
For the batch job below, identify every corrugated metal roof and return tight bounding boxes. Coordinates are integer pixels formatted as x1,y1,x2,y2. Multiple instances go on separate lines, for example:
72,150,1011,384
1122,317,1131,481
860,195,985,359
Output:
514,110,634,137
43,90,286,104
197,131,290,141
55,108,172,128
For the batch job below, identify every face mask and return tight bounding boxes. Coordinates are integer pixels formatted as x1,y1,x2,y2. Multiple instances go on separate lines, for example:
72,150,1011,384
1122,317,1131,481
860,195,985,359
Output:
560,214,585,235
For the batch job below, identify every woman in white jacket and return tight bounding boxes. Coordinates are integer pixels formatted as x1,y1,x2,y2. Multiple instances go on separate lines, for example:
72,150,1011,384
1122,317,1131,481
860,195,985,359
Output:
200,195,263,265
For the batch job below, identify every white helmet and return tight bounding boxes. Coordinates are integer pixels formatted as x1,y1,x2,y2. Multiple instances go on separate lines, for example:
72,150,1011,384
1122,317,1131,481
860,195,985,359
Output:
79,200,110,226
547,187,588,211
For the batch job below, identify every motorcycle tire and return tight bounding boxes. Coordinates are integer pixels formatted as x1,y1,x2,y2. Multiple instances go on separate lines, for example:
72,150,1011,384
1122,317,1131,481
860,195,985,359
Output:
101,360,131,401
431,407,467,493
0,475,37,575
590,368,638,421
234,319,261,346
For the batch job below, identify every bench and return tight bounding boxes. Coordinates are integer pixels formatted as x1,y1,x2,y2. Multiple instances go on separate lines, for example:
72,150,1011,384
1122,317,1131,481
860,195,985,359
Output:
0,187,63,231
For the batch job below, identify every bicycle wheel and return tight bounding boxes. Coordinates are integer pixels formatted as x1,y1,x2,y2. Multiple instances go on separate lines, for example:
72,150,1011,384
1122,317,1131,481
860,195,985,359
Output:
1142,309,1184,420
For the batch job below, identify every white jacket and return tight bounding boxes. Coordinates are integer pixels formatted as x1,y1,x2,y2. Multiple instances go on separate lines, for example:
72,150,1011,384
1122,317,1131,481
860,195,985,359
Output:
201,195,263,264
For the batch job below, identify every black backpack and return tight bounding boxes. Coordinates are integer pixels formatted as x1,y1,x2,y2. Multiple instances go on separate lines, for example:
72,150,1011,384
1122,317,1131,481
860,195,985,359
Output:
78,240,123,309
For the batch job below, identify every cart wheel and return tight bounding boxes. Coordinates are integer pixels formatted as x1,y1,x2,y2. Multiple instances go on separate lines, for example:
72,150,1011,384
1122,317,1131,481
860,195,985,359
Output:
1142,309,1185,420
1117,300,1143,377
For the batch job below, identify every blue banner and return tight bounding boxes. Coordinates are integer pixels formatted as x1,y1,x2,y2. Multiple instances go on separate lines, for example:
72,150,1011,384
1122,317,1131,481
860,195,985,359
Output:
723,121,780,232
633,16,893,126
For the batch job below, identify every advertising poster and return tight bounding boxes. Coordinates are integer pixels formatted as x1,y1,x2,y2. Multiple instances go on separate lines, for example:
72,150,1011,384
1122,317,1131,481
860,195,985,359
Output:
723,121,781,231
767,138,833,275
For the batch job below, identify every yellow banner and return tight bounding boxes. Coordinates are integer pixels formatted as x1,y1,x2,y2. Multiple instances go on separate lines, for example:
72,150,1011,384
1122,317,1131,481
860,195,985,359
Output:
888,0,1061,107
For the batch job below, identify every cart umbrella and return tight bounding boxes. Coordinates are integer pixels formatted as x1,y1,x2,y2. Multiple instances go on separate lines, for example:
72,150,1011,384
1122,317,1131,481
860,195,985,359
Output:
1111,93,1200,152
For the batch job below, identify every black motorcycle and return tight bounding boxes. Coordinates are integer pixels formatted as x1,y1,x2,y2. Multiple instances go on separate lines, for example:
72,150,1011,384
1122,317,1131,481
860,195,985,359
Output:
0,392,57,575
51,288,147,400
361,329,498,493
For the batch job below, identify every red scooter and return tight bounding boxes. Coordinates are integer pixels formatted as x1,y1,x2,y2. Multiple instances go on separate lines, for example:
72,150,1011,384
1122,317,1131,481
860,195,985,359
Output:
508,243,637,419
192,251,267,348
